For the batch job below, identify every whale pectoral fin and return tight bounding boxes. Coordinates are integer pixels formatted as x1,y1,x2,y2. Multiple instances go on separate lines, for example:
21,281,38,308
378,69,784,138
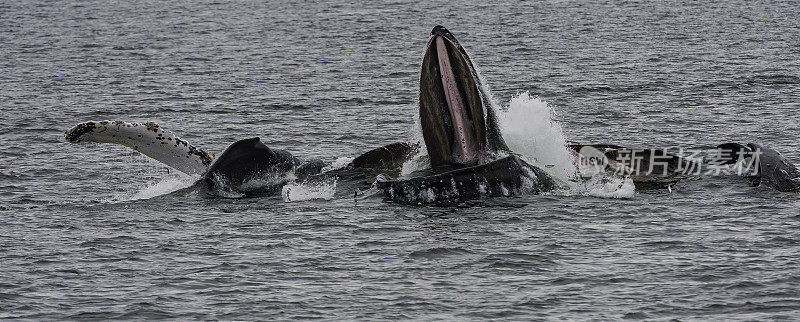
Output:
65,120,214,176
351,142,420,171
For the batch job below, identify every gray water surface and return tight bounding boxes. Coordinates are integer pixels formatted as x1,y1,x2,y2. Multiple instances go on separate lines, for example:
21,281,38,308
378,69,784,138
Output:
2,0,800,320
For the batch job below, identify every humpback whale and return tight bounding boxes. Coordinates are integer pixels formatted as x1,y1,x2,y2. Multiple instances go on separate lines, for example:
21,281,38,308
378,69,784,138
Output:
375,26,556,203
65,120,418,198
64,26,555,203
567,142,800,192
715,142,800,192
64,26,799,201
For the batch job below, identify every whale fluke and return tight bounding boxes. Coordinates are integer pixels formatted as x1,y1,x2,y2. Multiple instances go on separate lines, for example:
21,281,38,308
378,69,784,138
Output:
65,120,214,175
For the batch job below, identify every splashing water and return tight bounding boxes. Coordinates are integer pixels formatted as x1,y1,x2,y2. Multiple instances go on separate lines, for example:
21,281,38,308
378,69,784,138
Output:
322,156,355,173
496,92,634,198
400,101,431,177
111,173,198,202
497,92,577,184
238,171,296,192
208,172,246,199
576,173,637,199
282,177,338,202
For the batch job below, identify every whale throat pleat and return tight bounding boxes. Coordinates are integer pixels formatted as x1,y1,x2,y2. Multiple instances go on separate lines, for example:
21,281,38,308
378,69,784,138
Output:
436,36,477,164
65,120,214,175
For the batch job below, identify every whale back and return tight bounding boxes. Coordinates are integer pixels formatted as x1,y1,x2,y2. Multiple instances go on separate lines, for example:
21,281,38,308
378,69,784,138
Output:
199,137,310,197
748,143,800,192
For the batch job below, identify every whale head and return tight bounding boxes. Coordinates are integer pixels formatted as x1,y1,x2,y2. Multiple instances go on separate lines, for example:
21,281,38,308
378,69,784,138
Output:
419,26,508,169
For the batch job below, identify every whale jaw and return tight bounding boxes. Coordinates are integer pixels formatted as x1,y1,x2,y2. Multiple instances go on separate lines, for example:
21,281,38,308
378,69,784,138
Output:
419,26,489,168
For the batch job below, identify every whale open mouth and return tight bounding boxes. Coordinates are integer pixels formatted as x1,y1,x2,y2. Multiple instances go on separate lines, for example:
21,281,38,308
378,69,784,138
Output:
419,26,488,168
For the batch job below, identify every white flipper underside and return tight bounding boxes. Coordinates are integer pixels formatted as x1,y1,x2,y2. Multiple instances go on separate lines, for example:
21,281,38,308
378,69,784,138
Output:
65,120,214,175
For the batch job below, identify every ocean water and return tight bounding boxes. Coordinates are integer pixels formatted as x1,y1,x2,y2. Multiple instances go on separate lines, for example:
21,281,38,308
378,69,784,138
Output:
2,0,800,319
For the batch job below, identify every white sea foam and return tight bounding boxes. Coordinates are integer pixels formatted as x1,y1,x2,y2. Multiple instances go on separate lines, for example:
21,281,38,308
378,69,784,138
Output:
282,177,338,202
568,173,636,199
238,171,296,192
322,156,354,172
113,172,197,202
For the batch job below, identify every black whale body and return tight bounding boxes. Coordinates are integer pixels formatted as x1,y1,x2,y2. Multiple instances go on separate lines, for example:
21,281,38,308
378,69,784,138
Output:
377,155,555,204
197,25,558,203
